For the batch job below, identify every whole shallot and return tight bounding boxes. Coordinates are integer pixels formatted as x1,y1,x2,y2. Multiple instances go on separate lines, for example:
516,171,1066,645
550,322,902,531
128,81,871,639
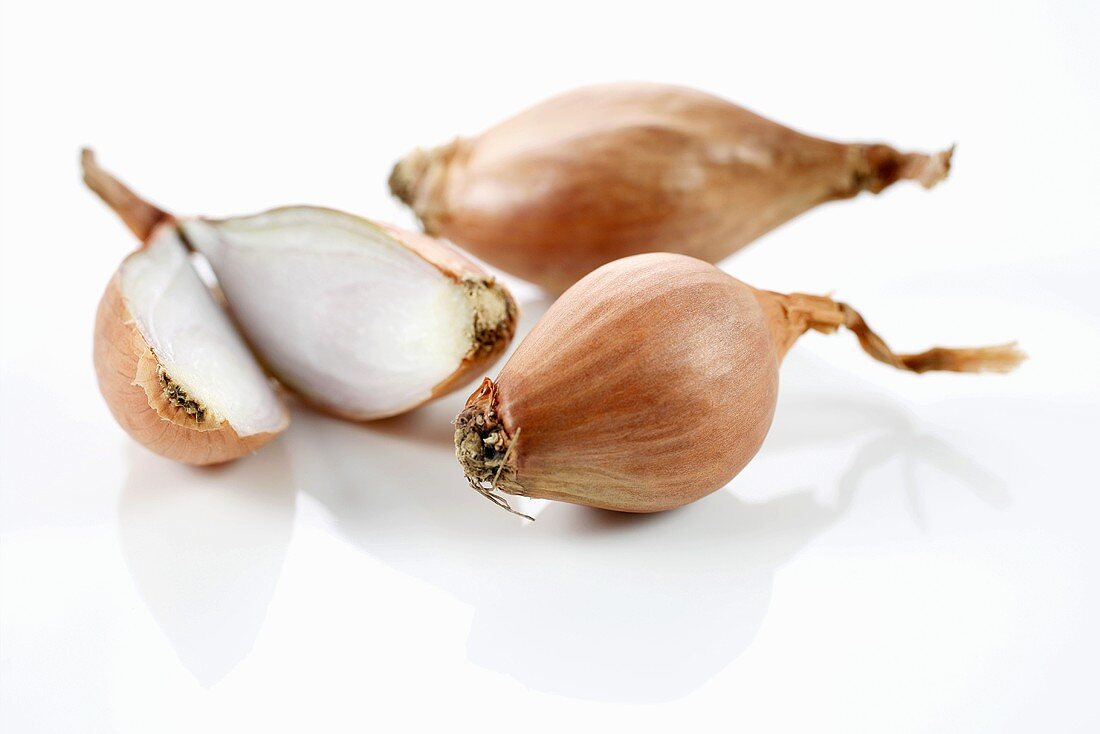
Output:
455,253,1022,516
392,82,953,292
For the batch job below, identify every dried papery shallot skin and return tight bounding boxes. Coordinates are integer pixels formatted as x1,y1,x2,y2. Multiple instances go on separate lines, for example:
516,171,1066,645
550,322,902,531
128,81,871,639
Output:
454,254,1023,516
391,82,953,293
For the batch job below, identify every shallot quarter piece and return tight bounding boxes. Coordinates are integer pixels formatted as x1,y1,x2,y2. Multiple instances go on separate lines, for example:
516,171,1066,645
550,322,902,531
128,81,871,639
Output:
391,82,954,292
454,253,1023,516
94,224,289,465
84,150,518,423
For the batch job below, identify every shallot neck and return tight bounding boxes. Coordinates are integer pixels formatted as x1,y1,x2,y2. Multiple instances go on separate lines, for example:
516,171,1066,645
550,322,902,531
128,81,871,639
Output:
81,149,174,243
844,144,955,196
753,290,1024,374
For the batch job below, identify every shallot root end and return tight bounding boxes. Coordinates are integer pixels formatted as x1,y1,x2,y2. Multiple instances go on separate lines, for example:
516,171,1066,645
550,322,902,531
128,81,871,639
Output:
462,278,519,360
388,141,458,236
454,379,531,519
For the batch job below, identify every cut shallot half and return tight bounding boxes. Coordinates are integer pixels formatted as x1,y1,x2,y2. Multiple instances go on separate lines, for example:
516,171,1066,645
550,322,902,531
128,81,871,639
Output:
83,149,518,421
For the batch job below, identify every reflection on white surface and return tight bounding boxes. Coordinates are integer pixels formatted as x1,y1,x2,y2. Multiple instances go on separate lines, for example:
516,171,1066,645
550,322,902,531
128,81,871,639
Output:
279,380,1009,702
2,1,1098,728
117,442,296,685
106,286,1015,703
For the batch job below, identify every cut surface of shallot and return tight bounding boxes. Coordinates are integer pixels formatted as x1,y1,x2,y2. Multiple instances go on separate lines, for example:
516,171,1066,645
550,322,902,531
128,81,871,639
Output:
180,209,513,419
119,228,288,436
83,150,517,422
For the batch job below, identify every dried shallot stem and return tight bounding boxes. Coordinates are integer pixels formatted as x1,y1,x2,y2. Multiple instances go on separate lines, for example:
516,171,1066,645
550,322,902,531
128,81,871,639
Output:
81,149,172,242
897,144,955,189
777,292,1026,374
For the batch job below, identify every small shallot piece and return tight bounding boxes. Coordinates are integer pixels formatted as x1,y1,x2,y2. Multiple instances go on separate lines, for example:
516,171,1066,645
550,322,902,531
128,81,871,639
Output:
454,254,1023,516
391,82,954,292
84,150,518,421
95,224,289,464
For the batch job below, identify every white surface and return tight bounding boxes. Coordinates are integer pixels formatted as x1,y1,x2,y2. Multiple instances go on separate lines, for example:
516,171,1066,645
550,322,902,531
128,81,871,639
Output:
1,1,1098,732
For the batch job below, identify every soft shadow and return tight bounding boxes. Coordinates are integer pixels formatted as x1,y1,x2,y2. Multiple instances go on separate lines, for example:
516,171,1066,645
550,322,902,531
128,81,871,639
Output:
284,375,1008,703
117,440,296,686
765,351,1012,524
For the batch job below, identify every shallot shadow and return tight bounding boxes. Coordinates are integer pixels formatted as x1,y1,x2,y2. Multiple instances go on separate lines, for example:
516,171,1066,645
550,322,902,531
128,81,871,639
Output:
116,440,296,686
283,370,1009,703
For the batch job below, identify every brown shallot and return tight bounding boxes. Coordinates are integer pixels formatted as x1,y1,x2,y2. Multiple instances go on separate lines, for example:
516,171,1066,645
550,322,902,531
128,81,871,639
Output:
454,253,1022,516
391,82,953,293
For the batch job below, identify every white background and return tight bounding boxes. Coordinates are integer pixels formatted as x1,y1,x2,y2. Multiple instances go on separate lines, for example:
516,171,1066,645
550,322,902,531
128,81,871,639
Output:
2,1,1098,731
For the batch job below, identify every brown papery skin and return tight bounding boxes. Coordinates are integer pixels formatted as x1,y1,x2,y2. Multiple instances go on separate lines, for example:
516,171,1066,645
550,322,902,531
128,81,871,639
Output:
454,254,1023,515
94,272,286,465
391,83,953,293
